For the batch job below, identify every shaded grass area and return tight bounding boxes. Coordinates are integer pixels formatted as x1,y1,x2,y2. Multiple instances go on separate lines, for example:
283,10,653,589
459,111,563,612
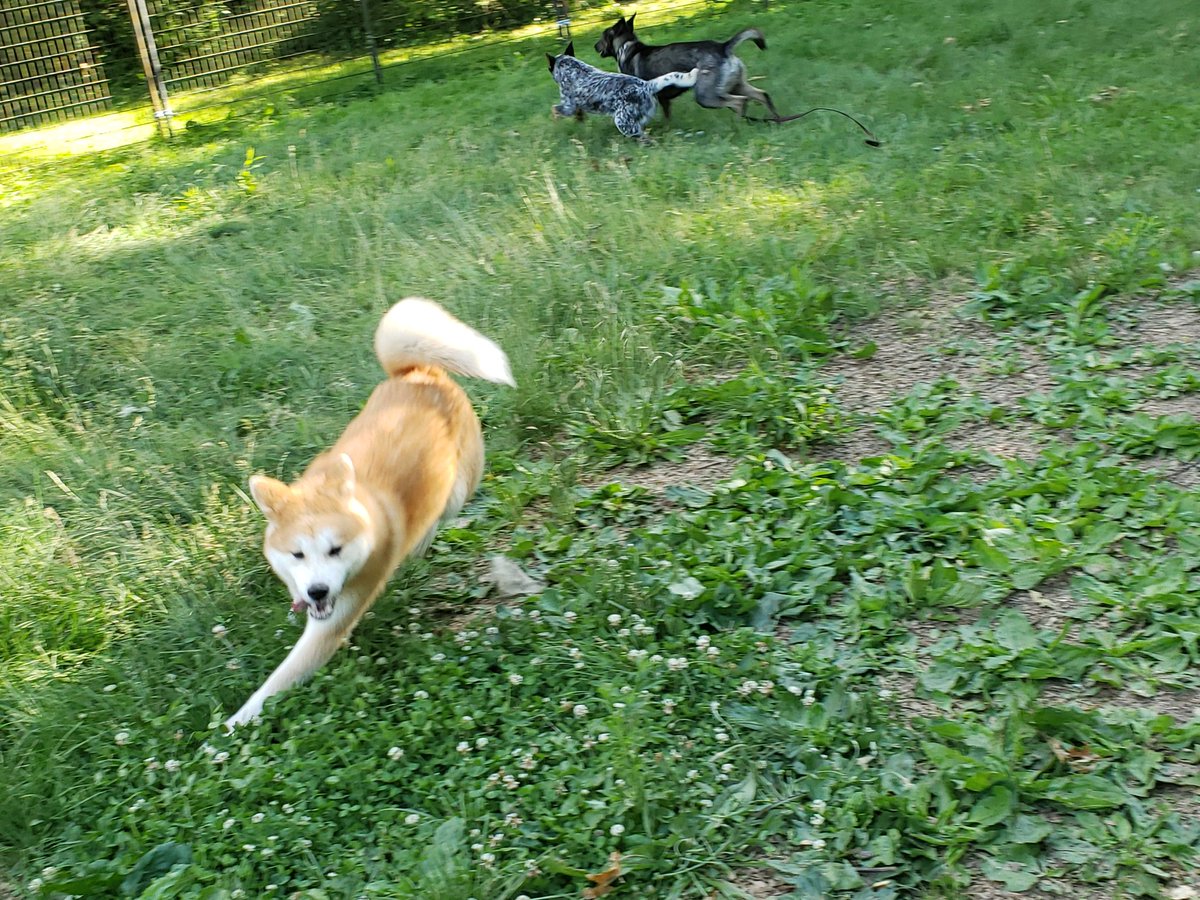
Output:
2,0,1199,896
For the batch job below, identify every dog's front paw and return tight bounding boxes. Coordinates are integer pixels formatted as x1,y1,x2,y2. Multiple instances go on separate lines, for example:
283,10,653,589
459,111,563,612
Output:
224,704,262,732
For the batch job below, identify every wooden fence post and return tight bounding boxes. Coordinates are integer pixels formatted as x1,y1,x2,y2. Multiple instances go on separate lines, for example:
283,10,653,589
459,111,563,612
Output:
125,0,172,136
359,0,383,85
555,0,571,40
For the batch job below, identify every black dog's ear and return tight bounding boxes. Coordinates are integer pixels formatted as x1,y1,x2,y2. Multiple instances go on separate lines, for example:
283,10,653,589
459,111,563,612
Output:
564,40,575,56
627,12,636,28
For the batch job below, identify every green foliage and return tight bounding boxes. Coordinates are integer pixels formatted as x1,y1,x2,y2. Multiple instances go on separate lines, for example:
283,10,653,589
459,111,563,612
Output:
3,0,1200,897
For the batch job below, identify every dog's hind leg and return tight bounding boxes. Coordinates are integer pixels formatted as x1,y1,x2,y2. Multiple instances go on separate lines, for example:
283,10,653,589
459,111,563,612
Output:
613,108,649,141
734,77,780,119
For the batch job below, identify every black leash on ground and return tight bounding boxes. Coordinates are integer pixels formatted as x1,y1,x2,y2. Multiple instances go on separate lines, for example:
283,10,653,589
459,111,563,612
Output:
744,106,882,147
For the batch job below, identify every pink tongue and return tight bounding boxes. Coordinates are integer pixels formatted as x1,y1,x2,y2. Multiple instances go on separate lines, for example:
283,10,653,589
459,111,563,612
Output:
291,599,307,614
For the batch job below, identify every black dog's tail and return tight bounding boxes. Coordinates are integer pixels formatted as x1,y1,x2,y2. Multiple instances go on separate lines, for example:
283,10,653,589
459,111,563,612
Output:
724,27,767,53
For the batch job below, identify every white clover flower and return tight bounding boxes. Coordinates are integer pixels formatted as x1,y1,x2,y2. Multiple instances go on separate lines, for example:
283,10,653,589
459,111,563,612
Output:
707,646,721,656
480,852,496,866
715,731,730,743
408,606,421,616
802,690,817,707
103,684,117,693
413,690,430,700
164,759,181,773
667,657,689,671
297,838,313,848
529,610,541,620
251,812,265,823
26,879,43,894
212,751,230,764
404,813,420,825
431,653,446,662
508,673,524,685
476,737,489,749
597,732,610,742
144,757,159,770
212,624,227,637
490,832,504,845
509,608,524,619
471,843,484,852
759,680,775,695
564,611,578,623
685,769,699,781
610,823,625,836
607,613,622,626
721,763,735,773
650,654,664,663
222,817,236,830
811,799,827,812
812,838,827,851
572,704,589,717
696,635,711,648
662,698,676,714
787,685,804,695
420,632,434,641
242,844,256,852
388,746,405,760
457,741,471,753
114,731,130,746
810,814,825,826
628,648,648,660
699,798,713,807
568,647,583,659
738,680,759,695
485,626,499,635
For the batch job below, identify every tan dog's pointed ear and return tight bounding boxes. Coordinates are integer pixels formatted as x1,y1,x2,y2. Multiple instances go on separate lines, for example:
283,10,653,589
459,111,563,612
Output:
249,475,290,518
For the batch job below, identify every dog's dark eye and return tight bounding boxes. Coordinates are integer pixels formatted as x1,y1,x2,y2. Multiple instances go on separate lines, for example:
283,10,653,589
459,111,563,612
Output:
292,551,305,560
329,545,342,557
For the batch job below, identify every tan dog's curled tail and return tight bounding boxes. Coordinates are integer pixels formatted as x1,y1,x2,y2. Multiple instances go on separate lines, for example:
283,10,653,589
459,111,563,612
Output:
374,298,515,386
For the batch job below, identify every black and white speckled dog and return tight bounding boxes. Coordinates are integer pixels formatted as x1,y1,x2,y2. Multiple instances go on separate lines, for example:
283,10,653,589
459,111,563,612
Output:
546,41,698,141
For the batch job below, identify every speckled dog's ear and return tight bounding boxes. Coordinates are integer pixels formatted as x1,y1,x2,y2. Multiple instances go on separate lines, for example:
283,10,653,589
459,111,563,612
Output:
546,52,557,72
564,41,575,57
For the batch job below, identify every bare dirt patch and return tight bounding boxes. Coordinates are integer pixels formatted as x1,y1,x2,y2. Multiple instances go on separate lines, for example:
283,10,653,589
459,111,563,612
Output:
589,444,739,496
727,866,793,898
945,419,1047,463
1119,294,1200,351
820,292,1054,417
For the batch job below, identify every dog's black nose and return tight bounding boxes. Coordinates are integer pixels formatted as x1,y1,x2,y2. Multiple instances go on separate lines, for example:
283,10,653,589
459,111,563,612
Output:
308,584,330,602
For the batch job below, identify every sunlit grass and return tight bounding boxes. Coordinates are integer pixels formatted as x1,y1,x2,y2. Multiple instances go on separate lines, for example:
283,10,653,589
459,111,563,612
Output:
2,0,1199,894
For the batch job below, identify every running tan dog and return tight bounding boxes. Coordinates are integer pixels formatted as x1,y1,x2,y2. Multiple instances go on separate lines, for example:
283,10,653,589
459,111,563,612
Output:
225,299,514,729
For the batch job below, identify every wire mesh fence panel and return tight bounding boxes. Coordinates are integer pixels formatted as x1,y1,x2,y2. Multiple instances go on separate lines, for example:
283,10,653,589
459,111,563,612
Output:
144,0,322,93
0,0,112,132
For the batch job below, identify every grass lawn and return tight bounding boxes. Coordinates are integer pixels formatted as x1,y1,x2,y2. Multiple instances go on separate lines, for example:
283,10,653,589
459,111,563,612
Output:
2,0,1199,896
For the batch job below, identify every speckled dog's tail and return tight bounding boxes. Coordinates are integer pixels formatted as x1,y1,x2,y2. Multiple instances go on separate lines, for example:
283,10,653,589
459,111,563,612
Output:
646,67,700,94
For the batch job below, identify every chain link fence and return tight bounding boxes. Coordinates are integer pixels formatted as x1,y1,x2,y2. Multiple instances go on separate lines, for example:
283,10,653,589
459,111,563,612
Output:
1,0,112,130
0,0,717,167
